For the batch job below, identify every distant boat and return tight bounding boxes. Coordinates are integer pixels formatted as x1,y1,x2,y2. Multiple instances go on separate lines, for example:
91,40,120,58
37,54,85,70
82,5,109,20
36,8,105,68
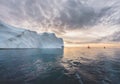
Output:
88,46,90,49
104,46,106,49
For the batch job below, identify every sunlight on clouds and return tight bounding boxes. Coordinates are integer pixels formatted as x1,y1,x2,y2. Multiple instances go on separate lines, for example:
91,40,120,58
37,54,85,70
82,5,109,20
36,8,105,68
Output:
0,0,120,43
61,24,119,43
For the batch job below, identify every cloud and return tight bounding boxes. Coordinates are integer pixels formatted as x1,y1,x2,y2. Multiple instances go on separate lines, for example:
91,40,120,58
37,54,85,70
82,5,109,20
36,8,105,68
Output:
0,0,113,28
0,0,120,42
96,31,120,42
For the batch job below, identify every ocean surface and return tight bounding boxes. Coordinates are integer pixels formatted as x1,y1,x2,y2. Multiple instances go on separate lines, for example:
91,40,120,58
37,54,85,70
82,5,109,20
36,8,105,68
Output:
0,47,120,84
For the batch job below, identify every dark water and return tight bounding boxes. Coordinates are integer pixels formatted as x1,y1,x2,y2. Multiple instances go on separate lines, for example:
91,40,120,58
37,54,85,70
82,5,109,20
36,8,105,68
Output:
0,48,120,84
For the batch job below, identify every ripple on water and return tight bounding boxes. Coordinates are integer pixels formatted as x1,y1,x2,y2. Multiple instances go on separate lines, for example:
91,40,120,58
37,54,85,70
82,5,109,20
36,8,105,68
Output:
0,48,120,84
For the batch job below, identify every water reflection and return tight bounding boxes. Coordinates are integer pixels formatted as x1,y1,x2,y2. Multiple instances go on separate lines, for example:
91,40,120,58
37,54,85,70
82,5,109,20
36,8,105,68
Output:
0,48,120,84
61,47,120,84
0,49,64,84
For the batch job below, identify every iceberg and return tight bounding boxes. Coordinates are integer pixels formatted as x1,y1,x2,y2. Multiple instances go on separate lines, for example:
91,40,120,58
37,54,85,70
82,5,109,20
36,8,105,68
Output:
0,21,64,48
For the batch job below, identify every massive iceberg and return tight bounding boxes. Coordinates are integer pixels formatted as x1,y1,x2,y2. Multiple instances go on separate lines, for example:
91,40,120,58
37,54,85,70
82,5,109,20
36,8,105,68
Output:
0,21,64,48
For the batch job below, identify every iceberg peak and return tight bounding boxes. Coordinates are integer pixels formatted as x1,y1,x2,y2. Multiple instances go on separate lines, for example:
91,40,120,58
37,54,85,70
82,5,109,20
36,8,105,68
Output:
0,21,64,48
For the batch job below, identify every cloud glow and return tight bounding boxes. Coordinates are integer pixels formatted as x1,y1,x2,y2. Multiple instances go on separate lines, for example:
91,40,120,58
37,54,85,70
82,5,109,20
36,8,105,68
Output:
0,0,120,43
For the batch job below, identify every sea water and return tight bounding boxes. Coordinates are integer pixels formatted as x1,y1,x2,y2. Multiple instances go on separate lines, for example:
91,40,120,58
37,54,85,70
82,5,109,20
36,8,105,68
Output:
0,47,120,84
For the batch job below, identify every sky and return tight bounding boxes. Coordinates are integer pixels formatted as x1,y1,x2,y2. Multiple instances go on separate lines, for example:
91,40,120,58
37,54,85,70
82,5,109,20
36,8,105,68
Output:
0,0,120,44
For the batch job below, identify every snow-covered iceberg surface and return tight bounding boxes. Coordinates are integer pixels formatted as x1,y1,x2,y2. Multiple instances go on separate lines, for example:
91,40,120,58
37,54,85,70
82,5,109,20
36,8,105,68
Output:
0,21,64,48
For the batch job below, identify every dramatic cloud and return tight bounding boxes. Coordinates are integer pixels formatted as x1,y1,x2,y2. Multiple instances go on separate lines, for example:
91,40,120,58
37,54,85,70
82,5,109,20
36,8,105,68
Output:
0,0,120,43
96,31,120,42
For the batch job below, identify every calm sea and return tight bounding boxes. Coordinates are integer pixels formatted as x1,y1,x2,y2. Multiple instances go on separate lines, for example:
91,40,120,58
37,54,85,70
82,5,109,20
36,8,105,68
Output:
0,47,120,84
